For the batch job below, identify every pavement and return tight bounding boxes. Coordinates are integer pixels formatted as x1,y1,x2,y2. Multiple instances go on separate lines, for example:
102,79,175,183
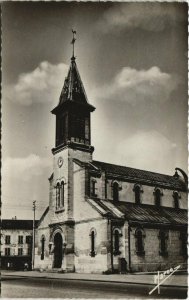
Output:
2,270,188,288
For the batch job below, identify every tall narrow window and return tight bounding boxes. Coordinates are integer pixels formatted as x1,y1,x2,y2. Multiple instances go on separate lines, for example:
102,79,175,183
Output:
56,182,65,210
56,117,60,146
89,229,96,257
173,191,179,209
180,231,187,257
59,117,65,144
56,183,60,210
133,185,142,204
135,229,145,256
60,181,64,207
159,231,168,256
41,236,45,260
114,229,121,255
85,118,90,144
5,235,11,245
113,182,119,202
154,188,162,207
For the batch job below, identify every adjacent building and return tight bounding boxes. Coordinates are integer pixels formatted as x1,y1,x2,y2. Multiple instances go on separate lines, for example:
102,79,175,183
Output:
1,219,38,270
34,50,188,273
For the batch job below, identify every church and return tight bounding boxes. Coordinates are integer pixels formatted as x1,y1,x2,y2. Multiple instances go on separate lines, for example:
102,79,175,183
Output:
34,36,188,273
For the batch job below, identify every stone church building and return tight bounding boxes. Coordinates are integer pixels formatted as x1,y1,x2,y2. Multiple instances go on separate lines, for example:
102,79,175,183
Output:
35,50,188,273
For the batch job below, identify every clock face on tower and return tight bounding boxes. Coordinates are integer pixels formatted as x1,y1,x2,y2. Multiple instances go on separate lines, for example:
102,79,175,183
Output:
57,156,63,168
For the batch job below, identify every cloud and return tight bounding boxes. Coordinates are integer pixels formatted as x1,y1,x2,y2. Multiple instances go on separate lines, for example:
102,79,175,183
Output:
97,3,185,33
4,61,68,106
116,130,178,174
3,154,51,181
94,66,181,105
2,154,51,219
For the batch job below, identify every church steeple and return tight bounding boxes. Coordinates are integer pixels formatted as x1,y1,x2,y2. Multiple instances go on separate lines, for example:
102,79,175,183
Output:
51,30,95,153
58,56,90,106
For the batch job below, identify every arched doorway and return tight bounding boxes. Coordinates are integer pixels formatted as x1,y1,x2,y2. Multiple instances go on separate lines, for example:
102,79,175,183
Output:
53,232,63,268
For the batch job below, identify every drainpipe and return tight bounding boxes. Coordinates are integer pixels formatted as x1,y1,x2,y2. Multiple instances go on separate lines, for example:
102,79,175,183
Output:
110,219,114,273
128,224,131,272
107,214,114,273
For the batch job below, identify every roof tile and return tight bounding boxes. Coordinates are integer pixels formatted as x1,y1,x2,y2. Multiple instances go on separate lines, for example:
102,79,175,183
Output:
89,199,187,226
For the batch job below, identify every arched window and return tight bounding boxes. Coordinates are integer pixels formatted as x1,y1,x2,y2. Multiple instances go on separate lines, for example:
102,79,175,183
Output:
114,229,121,255
60,181,64,207
113,182,119,202
56,181,64,210
135,229,145,256
154,188,162,207
41,236,45,260
89,229,96,257
133,185,142,204
159,231,168,256
173,191,179,209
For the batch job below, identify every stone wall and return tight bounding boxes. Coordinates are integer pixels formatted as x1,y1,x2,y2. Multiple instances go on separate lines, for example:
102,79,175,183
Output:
75,218,109,273
129,226,187,272
34,210,52,270
73,162,101,221
90,175,187,209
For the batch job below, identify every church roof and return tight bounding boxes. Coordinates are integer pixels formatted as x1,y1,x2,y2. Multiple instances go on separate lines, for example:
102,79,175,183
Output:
93,160,186,191
88,199,188,227
37,206,49,227
73,159,187,191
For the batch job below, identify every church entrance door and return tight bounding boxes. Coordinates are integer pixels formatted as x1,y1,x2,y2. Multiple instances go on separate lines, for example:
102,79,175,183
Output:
53,233,63,268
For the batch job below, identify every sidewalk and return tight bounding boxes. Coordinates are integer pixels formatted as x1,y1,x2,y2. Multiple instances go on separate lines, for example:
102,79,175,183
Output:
2,270,188,288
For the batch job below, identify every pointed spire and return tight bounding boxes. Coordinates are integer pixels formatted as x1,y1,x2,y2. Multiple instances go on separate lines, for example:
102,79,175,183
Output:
58,57,90,105
51,30,95,114
58,30,92,106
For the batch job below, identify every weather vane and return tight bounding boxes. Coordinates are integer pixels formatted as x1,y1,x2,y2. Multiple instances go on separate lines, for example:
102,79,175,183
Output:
71,29,76,58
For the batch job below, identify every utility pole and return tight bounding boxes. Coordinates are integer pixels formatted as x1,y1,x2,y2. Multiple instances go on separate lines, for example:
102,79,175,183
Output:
32,200,36,270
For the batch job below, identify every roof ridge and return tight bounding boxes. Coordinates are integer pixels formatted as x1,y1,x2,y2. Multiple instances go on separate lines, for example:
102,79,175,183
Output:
92,160,177,178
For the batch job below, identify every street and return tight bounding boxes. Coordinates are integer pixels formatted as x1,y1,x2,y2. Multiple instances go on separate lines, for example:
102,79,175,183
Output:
1,275,187,299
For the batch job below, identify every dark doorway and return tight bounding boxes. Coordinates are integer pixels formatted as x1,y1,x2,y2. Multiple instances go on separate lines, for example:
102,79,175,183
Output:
53,233,63,268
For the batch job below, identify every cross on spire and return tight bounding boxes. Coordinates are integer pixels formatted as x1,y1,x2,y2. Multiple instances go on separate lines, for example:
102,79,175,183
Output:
71,29,76,59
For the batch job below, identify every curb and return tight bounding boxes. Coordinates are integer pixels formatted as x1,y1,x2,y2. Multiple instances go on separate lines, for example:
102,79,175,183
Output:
2,274,188,289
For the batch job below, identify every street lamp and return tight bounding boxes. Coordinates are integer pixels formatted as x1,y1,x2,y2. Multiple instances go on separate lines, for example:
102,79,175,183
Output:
32,201,36,270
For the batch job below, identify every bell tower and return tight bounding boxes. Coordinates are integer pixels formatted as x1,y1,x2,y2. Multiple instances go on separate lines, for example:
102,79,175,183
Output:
51,31,95,155
50,31,95,225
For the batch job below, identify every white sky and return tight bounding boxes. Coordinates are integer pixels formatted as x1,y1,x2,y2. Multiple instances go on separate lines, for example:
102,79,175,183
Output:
2,2,188,219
